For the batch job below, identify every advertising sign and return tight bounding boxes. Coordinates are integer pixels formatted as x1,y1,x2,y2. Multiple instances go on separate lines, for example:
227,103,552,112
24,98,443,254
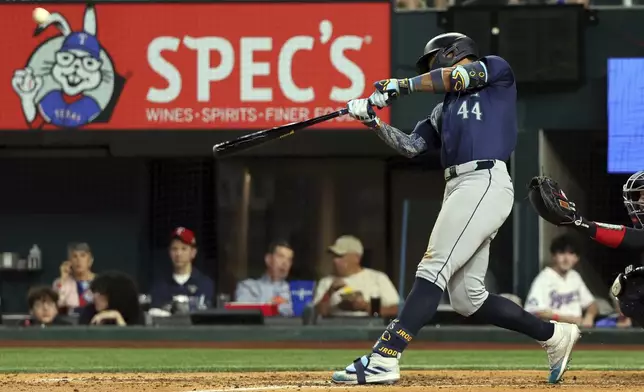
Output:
0,2,390,130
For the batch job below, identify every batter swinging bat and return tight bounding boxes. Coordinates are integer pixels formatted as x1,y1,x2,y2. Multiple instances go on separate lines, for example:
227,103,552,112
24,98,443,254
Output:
212,108,349,158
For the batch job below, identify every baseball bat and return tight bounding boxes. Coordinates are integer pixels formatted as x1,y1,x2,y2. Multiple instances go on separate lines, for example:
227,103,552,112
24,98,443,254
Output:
212,108,349,158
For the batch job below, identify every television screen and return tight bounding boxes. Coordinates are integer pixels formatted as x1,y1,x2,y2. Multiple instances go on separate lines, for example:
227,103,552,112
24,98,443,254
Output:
608,58,644,173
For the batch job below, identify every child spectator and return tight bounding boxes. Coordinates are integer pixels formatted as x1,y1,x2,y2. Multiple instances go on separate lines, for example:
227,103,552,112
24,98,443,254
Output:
21,286,70,327
525,234,598,327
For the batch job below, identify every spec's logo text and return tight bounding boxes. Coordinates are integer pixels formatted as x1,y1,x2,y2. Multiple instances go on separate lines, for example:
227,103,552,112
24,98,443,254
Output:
147,20,371,104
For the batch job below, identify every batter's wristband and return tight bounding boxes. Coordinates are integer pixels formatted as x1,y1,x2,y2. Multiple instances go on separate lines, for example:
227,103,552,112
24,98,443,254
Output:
429,69,446,93
552,314,559,322
397,78,412,95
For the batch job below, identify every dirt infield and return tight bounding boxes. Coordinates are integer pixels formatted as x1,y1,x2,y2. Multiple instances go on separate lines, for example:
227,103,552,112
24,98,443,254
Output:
3,370,644,392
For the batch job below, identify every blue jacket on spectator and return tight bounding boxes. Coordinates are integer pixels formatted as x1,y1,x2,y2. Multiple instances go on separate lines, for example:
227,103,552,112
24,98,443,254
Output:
150,267,214,311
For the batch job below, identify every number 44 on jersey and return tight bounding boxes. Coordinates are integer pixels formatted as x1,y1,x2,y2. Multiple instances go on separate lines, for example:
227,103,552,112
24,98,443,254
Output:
457,93,482,121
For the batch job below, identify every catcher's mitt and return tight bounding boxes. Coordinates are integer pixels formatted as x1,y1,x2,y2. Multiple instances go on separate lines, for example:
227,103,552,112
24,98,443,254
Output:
611,264,644,328
528,176,579,226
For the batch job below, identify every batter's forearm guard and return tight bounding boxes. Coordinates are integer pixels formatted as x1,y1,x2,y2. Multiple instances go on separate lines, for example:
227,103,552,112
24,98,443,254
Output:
450,61,488,91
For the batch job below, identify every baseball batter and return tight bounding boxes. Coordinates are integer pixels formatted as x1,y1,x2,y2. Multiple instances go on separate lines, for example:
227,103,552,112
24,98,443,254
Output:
529,171,644,328
333,32,580,385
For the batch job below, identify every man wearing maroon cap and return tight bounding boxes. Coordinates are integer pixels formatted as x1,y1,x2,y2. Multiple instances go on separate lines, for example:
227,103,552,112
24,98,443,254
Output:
149,227,214,313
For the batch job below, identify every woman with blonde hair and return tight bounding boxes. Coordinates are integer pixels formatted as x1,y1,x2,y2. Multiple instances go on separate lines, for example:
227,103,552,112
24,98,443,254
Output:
53,242,96,313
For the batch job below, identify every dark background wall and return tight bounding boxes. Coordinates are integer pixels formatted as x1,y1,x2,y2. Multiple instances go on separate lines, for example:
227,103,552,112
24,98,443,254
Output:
0,158,146,311
0,157,218,312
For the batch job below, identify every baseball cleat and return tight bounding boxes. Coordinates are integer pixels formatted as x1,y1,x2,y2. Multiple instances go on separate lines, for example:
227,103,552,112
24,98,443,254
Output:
331,353,400,385
540,321,581,384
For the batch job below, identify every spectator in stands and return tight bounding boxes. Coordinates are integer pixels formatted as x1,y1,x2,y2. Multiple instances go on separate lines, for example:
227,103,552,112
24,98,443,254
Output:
53,242,96,313
20,286,70,327
508,0,588,4
396,0,429,10
433,0,447,8
149,227,214,314
596,290,634,328
525,234,598,327
235,240,294,316
567,0,589,6
610,292,634,328
78,271,144,326
314,235,400,318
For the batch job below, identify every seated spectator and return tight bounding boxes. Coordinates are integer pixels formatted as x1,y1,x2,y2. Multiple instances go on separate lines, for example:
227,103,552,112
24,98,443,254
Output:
525,234,598,327
508,0,588,4
396,0,429,10
596,290,633,328
149,227,214,314
611,292,634,328
314,235,400,318
78,271,144,326
235,240,294,316
53,242,96,313
20,286,70,327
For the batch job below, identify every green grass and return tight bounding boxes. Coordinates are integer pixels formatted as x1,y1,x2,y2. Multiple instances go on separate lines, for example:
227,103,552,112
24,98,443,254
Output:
2,348,644,373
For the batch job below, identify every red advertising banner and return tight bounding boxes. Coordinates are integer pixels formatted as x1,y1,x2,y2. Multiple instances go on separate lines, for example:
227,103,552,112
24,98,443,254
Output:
0,2,391,130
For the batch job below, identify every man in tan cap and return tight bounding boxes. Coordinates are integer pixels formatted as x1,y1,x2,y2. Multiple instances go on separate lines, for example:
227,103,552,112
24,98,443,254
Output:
314,235,399,318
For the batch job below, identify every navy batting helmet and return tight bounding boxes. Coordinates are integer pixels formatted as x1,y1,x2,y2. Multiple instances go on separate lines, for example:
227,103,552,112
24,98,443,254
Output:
415,32,479,74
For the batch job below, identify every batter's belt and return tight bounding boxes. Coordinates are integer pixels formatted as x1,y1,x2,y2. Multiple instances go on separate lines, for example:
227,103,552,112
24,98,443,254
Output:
444,160,503,181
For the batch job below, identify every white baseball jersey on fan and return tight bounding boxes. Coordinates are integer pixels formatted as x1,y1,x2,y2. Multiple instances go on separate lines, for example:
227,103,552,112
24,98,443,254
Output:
524,267,595,318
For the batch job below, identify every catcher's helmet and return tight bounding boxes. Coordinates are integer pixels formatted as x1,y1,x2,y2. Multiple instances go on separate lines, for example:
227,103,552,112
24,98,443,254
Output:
415,32,479,75
623,171,644,228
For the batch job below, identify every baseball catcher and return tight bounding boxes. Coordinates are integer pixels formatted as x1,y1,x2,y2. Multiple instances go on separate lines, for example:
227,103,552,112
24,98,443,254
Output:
528,172,644,327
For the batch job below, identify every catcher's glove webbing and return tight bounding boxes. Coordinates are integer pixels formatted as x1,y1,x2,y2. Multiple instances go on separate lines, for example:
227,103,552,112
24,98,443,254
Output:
528,176,579,226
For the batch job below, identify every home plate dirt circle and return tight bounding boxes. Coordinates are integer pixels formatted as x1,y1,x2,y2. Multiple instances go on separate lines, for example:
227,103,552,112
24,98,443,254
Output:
4,370,644,392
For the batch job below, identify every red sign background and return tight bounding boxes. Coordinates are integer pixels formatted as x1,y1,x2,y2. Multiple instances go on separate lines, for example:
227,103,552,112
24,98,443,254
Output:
0,3,390,130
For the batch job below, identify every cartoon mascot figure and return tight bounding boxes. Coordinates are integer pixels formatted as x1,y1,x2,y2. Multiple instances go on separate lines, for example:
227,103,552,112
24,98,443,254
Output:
11,5,120,129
